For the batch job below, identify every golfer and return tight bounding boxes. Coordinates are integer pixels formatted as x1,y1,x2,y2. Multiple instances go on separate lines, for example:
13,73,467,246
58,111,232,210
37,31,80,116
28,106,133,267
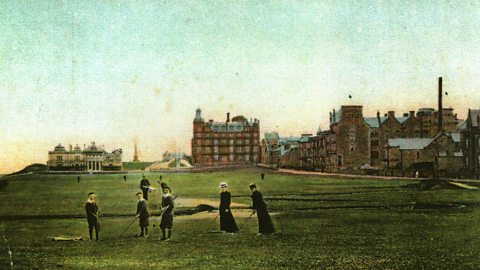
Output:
160,182,174,241
249,183,275,235
85,192,99,241
136,192,150,238
218,182,238,233
139,174,151,200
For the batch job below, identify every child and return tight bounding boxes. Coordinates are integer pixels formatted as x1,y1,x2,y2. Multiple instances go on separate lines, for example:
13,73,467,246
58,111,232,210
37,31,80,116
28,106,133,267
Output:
139,174,151,200
136,192,150,237
85,192,99,240
160,183,174,241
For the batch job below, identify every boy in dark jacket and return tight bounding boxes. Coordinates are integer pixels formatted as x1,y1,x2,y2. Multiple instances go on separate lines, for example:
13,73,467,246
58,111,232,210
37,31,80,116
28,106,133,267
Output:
136,192,150,237
139,174,151,200
85,192,99,240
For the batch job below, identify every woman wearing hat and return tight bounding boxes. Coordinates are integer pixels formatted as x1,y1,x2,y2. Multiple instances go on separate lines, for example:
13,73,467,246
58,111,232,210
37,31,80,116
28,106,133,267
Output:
249,183,275,235
218,182,239,233
160,182,174,241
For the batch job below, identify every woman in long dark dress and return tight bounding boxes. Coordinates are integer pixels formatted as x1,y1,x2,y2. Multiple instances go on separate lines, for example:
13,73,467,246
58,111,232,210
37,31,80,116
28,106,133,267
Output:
249,183,275,235
219,182,239,233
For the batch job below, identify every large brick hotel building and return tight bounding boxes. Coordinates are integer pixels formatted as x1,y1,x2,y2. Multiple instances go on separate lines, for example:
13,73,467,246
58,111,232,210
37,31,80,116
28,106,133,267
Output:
191,108,260,166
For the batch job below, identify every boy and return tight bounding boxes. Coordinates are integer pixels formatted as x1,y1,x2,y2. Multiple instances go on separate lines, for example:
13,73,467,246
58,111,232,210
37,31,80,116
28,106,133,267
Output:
85,192,99,240
136,192,150,237
160,183,174,241
139,174,151,200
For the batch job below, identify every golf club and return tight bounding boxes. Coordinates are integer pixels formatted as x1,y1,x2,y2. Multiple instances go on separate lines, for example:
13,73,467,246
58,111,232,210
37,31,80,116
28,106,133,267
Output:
119,216,138,237
205,212,220,233
239,211,255,230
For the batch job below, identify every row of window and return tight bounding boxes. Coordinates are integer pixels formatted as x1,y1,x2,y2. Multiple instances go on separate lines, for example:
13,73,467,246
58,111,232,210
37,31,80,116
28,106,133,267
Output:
194,139,258,145
194,132,259,139
194,147,259,154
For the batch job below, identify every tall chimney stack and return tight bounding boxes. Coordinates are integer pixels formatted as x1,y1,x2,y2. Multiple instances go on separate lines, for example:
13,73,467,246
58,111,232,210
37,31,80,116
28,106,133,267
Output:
227,112,230,122
438,77,443,132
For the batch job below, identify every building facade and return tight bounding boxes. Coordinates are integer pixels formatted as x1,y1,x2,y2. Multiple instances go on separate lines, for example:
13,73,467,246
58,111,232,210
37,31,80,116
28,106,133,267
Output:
462,109,480,178
47,142,123,171
191,109,260,166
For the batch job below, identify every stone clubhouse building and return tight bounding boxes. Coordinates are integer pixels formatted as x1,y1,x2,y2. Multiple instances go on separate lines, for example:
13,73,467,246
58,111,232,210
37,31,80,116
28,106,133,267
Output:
47,142,123,172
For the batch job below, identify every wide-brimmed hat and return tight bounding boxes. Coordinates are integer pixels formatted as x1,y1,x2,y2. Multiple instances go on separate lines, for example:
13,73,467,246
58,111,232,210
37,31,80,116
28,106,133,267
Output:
248,183,256,189
219,182,228,188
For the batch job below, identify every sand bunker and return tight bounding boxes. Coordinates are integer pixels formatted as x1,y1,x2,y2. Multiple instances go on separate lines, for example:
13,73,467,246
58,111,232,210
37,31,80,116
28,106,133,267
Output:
175,209,279,221
174,198,248,208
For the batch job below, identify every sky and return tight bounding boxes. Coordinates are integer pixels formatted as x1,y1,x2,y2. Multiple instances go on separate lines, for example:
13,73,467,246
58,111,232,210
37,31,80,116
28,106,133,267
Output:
1,1,480,173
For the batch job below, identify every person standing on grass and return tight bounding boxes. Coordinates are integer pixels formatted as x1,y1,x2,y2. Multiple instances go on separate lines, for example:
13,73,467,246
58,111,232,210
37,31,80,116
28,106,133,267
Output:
123,175,127,182
218,182,239,233
85,192,99,241
249,183,275,235
136,192,150,237
139,174,151,200
160,182,174,241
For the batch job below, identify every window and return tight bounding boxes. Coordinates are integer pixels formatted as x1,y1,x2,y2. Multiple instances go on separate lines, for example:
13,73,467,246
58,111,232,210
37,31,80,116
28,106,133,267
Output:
371,151,379,159
74,156,80,161
337,155,343,166
417,152,420,159
56,156,63,161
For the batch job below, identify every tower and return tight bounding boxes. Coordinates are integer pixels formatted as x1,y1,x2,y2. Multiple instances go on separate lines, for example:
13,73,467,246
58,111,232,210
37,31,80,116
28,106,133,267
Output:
133,142,139,162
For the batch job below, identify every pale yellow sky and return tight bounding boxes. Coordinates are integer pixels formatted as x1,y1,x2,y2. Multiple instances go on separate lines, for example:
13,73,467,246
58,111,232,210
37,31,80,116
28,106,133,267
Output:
1,1,479,173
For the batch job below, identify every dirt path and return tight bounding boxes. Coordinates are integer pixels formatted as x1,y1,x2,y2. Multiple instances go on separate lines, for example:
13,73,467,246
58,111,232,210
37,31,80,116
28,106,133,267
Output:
277,169,422,181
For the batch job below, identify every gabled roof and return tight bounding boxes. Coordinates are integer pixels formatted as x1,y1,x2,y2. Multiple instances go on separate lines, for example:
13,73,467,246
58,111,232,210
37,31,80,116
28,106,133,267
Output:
396,116,409,124
278,137,302,144
364,117,386,128
388,138,433,150
445,132,461,143
457,120,467,130
469,109,480,127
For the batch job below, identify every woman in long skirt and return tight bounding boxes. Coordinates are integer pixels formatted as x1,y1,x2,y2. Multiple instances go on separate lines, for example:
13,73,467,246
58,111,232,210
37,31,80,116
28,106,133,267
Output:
219,182,239,233
249,183,275,235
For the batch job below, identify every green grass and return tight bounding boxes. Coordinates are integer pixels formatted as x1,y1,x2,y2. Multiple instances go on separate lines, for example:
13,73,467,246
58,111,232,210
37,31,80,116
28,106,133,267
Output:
122,162,154,171
1,170,480,269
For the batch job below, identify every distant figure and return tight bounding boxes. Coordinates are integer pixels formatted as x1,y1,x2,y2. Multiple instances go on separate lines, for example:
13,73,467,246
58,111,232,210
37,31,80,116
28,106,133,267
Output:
160,183,174,241
139,174,151,200
159,175,163,181
261,173,265,180
249,183,275,235
123,175,127,182
135,192,149,237
85,192,99,241
218,182,238,233
77,176,80,183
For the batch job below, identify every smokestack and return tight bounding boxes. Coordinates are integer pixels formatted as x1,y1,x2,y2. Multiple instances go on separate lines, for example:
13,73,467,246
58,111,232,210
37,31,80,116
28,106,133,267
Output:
227,112,230,122
438,77,443,132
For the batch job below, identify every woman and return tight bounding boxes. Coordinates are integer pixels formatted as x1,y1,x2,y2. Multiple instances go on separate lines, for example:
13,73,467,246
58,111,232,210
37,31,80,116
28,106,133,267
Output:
249,183,275,235
219,182,239,233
